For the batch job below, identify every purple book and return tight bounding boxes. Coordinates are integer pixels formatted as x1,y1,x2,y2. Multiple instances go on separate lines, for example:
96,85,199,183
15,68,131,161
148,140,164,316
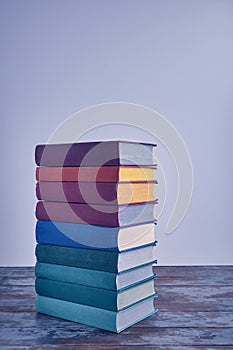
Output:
35,201,156,227
36,181,157,205
35,141,157,167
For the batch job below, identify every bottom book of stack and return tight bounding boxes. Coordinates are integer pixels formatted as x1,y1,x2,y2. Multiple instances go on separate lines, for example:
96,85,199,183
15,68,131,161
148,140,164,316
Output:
35,244,158,333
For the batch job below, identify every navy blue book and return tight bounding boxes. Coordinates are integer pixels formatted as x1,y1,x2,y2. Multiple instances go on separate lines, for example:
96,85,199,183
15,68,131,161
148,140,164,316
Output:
36,220,156,252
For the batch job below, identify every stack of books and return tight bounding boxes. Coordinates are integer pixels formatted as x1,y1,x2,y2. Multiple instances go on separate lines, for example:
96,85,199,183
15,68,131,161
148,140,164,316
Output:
34,140,158,333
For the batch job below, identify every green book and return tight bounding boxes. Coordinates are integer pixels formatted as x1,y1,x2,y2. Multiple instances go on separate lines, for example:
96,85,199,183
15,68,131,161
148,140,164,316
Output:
35,276,156,311
35,244,156,273
35,262,156,291
36,294,157,333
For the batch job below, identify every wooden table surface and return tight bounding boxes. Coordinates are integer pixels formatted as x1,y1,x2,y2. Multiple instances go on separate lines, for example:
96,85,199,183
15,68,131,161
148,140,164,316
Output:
0,266,233,349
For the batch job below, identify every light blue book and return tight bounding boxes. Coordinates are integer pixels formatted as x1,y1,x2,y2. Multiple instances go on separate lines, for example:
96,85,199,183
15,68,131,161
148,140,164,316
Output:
35,261,156,291
36,295,157,333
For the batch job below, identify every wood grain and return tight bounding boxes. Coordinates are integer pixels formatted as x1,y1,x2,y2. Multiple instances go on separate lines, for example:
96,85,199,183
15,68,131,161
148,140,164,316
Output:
0,266,232,349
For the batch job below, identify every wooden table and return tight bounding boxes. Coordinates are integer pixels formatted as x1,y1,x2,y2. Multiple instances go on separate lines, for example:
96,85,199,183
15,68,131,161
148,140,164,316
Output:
0,266,233,349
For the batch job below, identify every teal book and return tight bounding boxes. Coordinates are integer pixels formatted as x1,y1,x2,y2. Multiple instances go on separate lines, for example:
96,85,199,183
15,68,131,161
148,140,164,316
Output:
35,262,156,291
35,244,156,273
35,276,156,311
36,294,157,333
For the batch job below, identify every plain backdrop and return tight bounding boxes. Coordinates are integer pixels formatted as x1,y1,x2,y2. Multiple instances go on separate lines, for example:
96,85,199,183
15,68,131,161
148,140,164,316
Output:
0,0,233,266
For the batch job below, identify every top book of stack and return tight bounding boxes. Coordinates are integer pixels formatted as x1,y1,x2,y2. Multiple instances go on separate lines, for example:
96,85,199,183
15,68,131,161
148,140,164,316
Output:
35,141,157,167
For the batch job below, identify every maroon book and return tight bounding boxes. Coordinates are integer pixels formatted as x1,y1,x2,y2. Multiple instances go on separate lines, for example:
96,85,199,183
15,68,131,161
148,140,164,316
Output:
35,201,156,227
36,181,157,205
36,166,157,182
35,141,157,167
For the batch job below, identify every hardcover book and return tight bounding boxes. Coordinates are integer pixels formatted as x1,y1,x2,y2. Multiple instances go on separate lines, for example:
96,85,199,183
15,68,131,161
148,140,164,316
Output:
35,276,156,311
35,244,157,273
35,141,157,167
35,262,156,291
36,201,156,227
36,220,156,252
36,181,157,205
36,295,157,333
36,165,157,183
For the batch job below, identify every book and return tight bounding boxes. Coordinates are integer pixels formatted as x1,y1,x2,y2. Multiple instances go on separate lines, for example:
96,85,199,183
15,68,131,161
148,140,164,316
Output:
35,262,156,291
36,220,157,252
36,166,157,183
35,141,157,167
36,294,157,333
35,244,157,273
36,181,157,205
35,276,156,311
36,201,156,227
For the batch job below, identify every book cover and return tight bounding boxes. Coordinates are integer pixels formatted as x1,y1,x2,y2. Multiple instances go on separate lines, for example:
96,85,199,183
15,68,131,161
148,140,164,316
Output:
35,201,156,227
35,276,156,311
35,244,157,273
36,220,157,252
36,294,157,333
35,261,156,291
36,165,157,182
35,141,157,167
36,181,157,205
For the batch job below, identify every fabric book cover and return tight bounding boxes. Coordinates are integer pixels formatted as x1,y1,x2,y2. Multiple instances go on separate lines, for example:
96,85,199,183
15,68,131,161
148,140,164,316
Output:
36,220,156,252
36,165,157,182
35,141,157,167
35,244,157,273
36,201,156,227
35,276,156,311
36,181,157,205
35,261,156,291
36,294,157,333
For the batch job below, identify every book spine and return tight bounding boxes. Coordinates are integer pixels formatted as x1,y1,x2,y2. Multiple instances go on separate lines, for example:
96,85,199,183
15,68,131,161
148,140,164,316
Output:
36,201,120,227
35,262,118,290
35,142,120,167
35,244,119,273
36,295,118,332
36,221,119,252
36,220,119,251
36,166,120,182
36,278,119,311
36,182,118,204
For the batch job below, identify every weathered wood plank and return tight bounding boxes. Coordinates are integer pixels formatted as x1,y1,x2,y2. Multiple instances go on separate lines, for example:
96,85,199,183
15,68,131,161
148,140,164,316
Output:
2,347,233,350
0,323,233,346
1,285,232,312
155,266,233,286
0,267,232,348
156,285,233,311
0,276,35,286
0,310,232,328
1,266,233,286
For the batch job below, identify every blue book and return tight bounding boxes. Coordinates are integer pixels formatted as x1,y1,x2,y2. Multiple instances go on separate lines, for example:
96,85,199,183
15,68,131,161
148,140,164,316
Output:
35,276,156,311
36,220,157,252
35,262,156,291
36,294,157,333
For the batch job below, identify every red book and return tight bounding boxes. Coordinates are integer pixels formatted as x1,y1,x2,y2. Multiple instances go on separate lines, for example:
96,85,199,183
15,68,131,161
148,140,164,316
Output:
36,166,157,183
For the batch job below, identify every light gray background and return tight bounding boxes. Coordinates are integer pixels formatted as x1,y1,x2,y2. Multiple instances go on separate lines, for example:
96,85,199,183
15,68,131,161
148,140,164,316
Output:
0,0,233,266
